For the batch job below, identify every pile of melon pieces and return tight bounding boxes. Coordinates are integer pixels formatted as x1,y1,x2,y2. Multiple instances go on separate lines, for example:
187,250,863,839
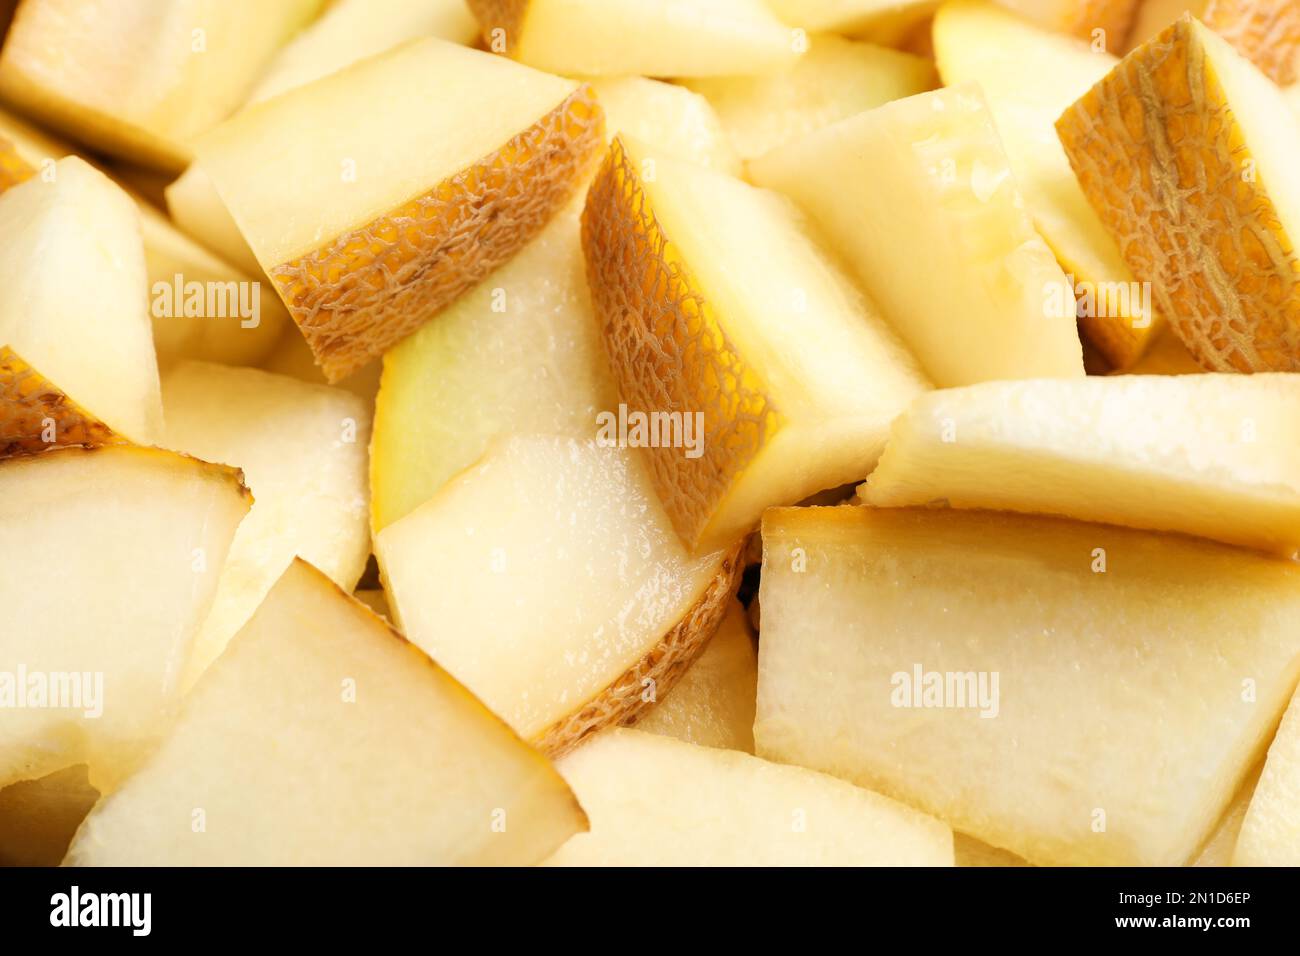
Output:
4,0,1300,868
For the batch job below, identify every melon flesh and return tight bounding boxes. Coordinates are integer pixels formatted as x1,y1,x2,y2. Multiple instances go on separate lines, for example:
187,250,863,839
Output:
545,729,954,866
0,346,121,456
1234,688,1300,864
65,560,587,866
1126,1,1300,84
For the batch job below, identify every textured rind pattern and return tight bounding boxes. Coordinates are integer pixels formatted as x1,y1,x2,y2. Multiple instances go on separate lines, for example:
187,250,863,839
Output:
1058,19,1300,372
1205,0,1300,85
0,137,33,193
534,538,746,758
0,347,122,458
581,138,782,548
466,0,527,52
271,85,604,383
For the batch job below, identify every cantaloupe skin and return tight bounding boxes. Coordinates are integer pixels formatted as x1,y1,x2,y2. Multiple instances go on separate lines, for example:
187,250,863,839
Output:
0,347,122,457
272,84,604,382
1204,0,1300,84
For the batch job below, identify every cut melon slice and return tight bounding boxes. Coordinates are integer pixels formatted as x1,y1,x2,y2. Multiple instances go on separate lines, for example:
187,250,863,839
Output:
375,436,744,754
0,766,98,867
0,446,250,792
583,135,928,550
933,1,1158,369
860,374,1300,555
0,346,121,456
995,0,1138,43
750,85,1085,387
65,559,586,866
161,362,371,688
766,0,940,45
164,163,260,276
1058,16,1300,372
684,34,934,161
756,505,1300,866
0,157,161,444
1234,688,1300,864
588,76,742,176
0,0,324,171
545,729,953,866
466,0,799,77
195,37,604,382
631,600,758,752
1127,1,1300,84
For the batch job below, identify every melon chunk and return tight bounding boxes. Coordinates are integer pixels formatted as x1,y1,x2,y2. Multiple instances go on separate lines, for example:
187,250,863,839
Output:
0,157,161,444
164,163,260,276
1234,688,1300,864
631,600,758,752
161,362,371,689
995,0,1138,43
1058,16,1300,372
0,346,120,456
1127,1,1300,84
65,560,586,866
583,135,928,550
860,374,1300,555
0,446,250,792
756,505,1300,866
545,729,953,866
0,0,324,171
375,436,744,754
0,766,98,867
766,0,940,45
750,85,1085,387
466,0,800,77
933,1,1158,368
195,37,604,382
684,34,934,161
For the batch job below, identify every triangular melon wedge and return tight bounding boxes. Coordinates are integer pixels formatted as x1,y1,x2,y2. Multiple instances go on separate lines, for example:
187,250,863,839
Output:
1126,1,1300,84
0,445,251,792
160,362,372,689
1058,15,1300,372
583,135,929,551
0,766,98,867
65,560,587,866
860,374,1300,555
630,600,758,753
195,37,604,382
544,729,953,866
766,0,940,45
0,0,324,171
684,34,934,161
933,1,1158,369
1234,689,1300,864
750,85,1085,388
375,436,744,755
756,505,1300,866
466,0,799,77
0,346,121,455
0,157,161,444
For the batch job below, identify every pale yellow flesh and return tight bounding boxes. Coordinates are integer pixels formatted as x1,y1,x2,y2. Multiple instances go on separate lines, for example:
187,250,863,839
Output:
162,362,372,689
0,766,98,867
545,728,954,866
164,163,261,276
1192,758,1261,865
749,85,1085,387
683,33,935,161
588,76,742,175
1234,688,1300,864
766,0,940,44
376,436,729,741
196,37,579,269
261,329,382,405
66,560,586,866
0,157,161,444
0,447,249,793
860,374,1300,555
756,506,1300,866
633,601,758,752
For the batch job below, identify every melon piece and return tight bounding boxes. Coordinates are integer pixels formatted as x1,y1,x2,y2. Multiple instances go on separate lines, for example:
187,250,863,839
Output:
1058,16,1300,372
1234,688,1300,864
756,505,1300,866
631,600,758,752
860,374,1300,555
0,446,250,792
0,346,121,456
194,37,604,382
683,34,934,161
0,157,161,444
1191,758,1262,865
588,76,742,176
933,2,1158,369
995,0,1138,43
160,362,370,688
375,436,745,754
750,85,1085,387
766,0,940,45
0,766,98,867
466,0,799,77
65,560,586,866
545,729,953,866
0,0,324,171
1127,1,1300,84
164,163,260,276
583,135,928,550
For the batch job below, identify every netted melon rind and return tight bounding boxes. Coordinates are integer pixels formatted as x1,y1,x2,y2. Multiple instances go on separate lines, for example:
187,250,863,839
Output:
533,538,746,758
1058,18,1300,373
581,137,781,548
271,83,605,383
0,347,123,458
1205,0,1300,85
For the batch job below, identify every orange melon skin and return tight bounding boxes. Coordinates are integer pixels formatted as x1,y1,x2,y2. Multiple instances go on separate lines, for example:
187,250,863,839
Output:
0,347,122,458
1205,0,1300,85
